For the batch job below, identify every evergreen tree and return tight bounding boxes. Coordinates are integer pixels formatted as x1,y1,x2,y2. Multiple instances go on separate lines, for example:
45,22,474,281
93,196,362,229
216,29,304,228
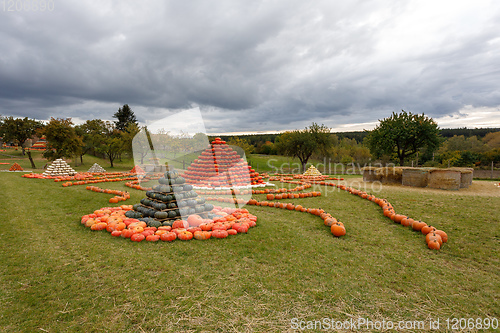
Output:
113,104,138,131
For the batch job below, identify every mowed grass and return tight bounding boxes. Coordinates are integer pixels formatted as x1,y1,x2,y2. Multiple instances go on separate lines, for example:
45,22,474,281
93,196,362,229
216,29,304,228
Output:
0,164,499,331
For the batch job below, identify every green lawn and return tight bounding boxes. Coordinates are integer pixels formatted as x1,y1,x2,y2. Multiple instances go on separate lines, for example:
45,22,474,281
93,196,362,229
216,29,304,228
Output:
0,165,498,331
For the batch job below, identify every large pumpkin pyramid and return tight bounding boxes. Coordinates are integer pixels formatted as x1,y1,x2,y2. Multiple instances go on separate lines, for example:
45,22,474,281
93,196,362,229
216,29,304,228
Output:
125,169,215,227
43,158,77,177
182,137,264,188
31,136,47,150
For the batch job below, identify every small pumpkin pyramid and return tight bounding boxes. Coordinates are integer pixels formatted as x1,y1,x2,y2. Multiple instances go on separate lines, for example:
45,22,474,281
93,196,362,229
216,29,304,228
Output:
303,165,322,177
182,137,264,188
125,168,215,228
87,163,106,173
130,165,145,174
9,162,23,171
42,158,77,177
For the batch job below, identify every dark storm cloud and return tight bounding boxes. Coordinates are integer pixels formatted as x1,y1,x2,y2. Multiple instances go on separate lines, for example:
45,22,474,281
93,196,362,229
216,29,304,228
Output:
1,0,499,133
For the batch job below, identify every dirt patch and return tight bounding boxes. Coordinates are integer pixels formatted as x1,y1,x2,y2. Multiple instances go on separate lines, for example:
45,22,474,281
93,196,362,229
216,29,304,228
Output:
342,177,500,197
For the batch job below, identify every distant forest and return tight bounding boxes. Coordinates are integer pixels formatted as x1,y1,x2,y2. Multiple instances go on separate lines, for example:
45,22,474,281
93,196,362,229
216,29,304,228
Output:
211,127,500,148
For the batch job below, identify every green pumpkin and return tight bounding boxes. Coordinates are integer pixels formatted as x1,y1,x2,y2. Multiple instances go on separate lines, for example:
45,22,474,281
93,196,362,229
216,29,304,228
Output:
168,210,177,218
125,210,142,218
162,220,173,227
147,219,162,228
172,186,183,192
154,211,169,219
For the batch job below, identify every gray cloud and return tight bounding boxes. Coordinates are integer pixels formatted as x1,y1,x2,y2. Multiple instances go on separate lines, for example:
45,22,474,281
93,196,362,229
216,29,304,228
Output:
1,0,499,133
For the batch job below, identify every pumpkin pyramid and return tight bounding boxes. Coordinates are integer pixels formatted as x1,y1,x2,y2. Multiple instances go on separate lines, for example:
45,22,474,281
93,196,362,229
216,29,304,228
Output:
87,163,106,173
303,165,322,176
31,136,47,149
130,165,145,174
43,158,77,177
125,169,215,227
9,162,24,171
182,138,264,188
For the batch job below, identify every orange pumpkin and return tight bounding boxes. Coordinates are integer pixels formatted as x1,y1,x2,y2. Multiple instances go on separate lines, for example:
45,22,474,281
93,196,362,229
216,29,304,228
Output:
324,218,337,227
187,215,204,227
227,229,238,235
434,230,448,243
331,223,346,237
412,220,426,232
421,225,436,235
427,239,441,250
426,232,443,246
177,231,193,241
131,233,145,242
146,234,160,242
212,229,228,239
111,230,122,237
160,231,177,242
193,230,212,240
172,220,189,229
121,229,134,238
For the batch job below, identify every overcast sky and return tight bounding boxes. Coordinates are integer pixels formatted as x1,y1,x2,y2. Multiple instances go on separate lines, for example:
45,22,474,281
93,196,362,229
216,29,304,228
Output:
1,0,500,134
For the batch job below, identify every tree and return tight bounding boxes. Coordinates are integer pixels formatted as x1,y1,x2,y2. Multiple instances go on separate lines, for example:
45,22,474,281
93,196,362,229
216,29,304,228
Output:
94,121,126,167
483,131,500,149
113,104,138,131
0,116,43,154
257,141,277,155
275,123,332,173
226,137,254,158
442,135,489,153
366,110,441,166
43,118,83,162
75,119,108,164
1,116,44,168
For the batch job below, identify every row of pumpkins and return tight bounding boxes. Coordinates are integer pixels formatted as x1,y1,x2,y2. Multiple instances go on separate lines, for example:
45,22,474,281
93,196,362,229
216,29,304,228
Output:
303,179,448,250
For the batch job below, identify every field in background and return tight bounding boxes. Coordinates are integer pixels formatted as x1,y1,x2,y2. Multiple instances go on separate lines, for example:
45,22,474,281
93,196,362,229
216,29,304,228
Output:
2,150,499,181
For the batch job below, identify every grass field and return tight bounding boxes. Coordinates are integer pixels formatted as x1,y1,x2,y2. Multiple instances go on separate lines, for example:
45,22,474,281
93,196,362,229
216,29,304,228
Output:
0,152,499,332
